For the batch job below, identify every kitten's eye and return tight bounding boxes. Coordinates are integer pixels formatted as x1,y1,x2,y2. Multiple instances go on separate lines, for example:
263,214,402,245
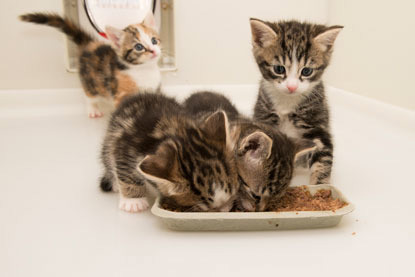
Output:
134,43,144,51
151,37,158,45
273,65,286,75
301,67,313,77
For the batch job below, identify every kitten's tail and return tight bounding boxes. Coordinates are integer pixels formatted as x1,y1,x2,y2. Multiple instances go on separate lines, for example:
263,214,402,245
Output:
20,12,94,46
100,175,113,192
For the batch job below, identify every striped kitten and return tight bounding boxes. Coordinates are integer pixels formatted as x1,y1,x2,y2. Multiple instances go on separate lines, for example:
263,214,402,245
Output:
183,91,315,211
20,12,161,118
100,92,239,213
250,19,342,186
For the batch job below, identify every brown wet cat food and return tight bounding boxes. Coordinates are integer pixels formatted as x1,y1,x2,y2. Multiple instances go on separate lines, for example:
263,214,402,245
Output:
162,186,347,212
267,186,348,212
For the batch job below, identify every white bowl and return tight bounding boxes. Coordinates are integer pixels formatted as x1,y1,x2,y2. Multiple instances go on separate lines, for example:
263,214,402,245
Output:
151,185,355,231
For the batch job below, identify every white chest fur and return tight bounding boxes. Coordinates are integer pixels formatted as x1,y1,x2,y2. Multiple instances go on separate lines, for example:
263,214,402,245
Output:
277,112,301,139
263,81,304,139
125,62,161,90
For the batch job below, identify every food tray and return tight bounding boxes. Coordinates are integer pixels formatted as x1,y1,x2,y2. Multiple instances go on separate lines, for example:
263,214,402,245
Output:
151,185,354,231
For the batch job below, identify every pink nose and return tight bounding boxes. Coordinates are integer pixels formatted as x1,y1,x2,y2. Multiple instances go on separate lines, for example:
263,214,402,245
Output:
150,50,157,57
287,84,298,93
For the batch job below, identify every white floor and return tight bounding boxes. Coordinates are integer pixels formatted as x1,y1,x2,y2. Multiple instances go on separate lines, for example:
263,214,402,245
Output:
1,85,414,277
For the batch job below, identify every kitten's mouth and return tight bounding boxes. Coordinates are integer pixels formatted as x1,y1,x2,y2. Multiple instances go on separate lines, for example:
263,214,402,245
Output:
283,89,299,96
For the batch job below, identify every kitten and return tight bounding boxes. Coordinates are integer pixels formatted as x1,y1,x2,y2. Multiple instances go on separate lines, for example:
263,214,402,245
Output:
250,19,342,186
100,92,240,213
183,91,240,121
183,91,316,211
20,12,161,118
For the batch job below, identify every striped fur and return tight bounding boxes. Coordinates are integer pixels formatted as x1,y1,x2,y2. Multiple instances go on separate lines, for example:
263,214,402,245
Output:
250,19,342,185
20,13,93,45
183,91,316,211
20,12,161,117
101,92,239,212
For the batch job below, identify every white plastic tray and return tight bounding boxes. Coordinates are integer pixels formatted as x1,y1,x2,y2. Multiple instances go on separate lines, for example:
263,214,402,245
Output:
151,185,354,231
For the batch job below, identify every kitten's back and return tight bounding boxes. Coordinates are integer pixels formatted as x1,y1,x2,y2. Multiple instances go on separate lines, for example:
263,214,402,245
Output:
109,92,182,153
183,91,240,121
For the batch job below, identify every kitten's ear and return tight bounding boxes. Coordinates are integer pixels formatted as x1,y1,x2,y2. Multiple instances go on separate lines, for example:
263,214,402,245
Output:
238,131,273,161
250,18,277,48
142,11,157,30
105,26,123,49
293,139,317,164
138,141,183,196
313,26,343,52
200,110,230,146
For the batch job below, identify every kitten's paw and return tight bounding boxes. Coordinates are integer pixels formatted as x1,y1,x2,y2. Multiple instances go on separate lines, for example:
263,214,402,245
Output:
88,110,104,118
119,197,149,213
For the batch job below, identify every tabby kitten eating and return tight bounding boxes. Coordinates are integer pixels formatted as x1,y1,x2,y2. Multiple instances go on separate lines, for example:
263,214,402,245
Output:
100,92,240,213
250,19,342,186
20,12,161,118
183,91,316,211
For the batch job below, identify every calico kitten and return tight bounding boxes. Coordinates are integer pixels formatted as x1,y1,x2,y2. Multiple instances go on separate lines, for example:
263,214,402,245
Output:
250,19,342,186
20,12,161,118
100,92,240,213
183,91,315,211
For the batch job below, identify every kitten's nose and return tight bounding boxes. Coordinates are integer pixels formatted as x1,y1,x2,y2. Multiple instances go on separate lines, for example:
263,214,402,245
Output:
287,84,298,93
150,50,157,57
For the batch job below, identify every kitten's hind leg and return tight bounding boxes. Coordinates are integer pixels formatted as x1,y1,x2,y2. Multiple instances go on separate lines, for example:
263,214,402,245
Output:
85,96,104,118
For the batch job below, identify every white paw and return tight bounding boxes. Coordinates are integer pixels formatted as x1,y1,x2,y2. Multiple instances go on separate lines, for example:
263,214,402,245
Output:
119,197,149,213
88,110,104,118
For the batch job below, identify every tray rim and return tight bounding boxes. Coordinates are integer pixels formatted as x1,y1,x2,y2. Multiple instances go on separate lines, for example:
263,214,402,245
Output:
151,185,355,220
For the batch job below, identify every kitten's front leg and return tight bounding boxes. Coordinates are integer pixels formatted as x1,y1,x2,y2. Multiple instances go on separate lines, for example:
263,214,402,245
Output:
118,180,149,213
303,129,334,185
309,155,332,185
85,96,104,118
254,92,280,125
119,195,149,213
254,109,279,126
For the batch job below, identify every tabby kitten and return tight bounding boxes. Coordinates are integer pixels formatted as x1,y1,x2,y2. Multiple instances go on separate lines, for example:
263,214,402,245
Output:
183,91,240,121
183,91,316,211
101,92,240,213
20,12,161,118
250,19,342,186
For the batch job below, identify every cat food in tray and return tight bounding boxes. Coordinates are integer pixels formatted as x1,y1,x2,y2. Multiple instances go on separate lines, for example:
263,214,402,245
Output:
151,185,354,231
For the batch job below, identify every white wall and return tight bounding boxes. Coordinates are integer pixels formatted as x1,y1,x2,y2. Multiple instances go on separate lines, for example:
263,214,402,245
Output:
164,0,329,86
2,1,414,110
326,0,415,110
0,0,80,89
0,0,329,90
